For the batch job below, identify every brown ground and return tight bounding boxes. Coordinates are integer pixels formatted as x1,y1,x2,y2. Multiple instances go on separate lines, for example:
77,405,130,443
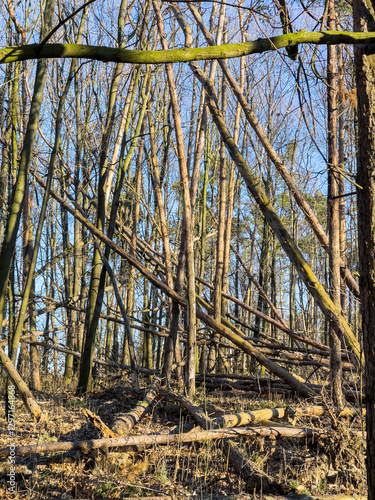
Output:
0,373,367,499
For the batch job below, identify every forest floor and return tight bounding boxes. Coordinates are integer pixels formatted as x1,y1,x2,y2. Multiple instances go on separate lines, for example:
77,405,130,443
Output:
0,372,367,500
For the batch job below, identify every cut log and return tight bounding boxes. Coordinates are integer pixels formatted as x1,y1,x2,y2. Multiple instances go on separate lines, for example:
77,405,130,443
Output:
212,407,288,428
212,405,365,429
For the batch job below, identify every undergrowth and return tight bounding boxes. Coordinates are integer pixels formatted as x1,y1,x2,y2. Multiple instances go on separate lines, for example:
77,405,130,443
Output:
0,373,367,499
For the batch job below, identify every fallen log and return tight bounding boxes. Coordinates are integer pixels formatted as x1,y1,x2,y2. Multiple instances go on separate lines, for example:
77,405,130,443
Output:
211,405,365,429
223,437,282,493
0,346,45,422
84,378,163,438
161,390,213,425
83,409,116,438
292,405,366,419
212,407,288,428
0,425,333,458
110,375,162,435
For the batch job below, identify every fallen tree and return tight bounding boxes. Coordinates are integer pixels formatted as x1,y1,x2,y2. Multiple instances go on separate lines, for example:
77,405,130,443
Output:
110,375,162,435
0,424,335,458
0,347,45,422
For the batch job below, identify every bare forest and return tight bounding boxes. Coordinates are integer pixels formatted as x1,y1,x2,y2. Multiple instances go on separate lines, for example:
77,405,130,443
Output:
0,0,374,498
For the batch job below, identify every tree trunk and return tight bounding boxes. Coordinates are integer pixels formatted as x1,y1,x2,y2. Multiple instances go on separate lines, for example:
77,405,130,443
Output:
184,55,362,368
153,0,197,396
1,346,44,421
327,0,343,407
353,0,375,496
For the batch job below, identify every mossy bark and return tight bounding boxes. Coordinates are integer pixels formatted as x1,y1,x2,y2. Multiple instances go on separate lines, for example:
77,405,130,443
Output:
1,31,375,65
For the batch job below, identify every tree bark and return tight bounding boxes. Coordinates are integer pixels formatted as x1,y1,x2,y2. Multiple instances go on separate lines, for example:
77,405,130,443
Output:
3,31,375,65
153,0,197,396
327,0,343,407
353,0,375,496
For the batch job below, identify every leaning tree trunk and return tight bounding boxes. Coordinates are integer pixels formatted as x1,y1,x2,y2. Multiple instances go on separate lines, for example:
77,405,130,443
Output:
353,0,375,497
0,346,44,421
172,5,362,368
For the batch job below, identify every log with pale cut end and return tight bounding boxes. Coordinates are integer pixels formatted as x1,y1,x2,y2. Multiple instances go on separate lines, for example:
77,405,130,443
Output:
291,405,366,418
213,407,288,428
211,405,366,429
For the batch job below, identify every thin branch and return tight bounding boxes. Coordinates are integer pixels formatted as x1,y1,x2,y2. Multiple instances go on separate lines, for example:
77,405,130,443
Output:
167,0,269,16
39,0,97,47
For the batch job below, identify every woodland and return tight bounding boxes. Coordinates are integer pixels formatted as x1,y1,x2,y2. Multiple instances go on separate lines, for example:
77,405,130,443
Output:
0,0,374,498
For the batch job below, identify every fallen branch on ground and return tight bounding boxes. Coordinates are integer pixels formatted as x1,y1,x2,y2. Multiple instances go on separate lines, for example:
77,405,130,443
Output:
110,374,162,435
211,405,365,428
83,409,116,438
0,425,336,458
